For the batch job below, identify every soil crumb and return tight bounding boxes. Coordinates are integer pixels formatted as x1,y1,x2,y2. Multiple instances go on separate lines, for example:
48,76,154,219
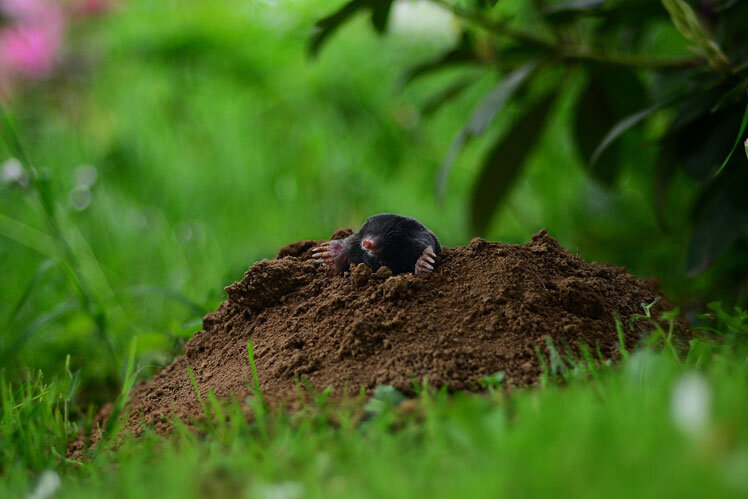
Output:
73,229,675,448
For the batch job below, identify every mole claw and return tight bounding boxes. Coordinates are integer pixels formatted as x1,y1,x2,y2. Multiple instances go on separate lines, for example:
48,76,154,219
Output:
415,265,432,276
414,246,438,276
310,239,347,271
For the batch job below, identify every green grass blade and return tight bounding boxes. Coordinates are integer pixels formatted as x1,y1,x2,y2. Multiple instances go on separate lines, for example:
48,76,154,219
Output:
0,301,78,368
714,92,748,176
0,213,59,258
247,339,260,392
125,285,207,316
0,103,116,366
187,364,204,407
3,259,59,330
99,337,138,450
615,315,629,360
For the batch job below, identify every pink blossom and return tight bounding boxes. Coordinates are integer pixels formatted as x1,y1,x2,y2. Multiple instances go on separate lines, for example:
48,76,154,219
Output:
73,0,113,17
0,0,65,80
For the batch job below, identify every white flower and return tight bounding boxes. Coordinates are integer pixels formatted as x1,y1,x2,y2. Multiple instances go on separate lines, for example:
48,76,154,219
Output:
68,186,92,211
389,0,458,40
1,157,28,187
670,371,712,436
254,481,304,499
74,165,98,189
27,469,61,499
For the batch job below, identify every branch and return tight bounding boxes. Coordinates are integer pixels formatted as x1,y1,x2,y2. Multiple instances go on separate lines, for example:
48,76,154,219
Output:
562,50,702,69
432,0,555,49
433,0,704,70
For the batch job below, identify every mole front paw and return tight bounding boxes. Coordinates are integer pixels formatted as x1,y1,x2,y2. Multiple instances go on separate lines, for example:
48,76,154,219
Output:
415,246,437,276
312,240,348,272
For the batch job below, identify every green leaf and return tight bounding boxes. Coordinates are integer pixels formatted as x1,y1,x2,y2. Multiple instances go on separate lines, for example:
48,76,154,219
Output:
714,93,748,176
471,93,557,235
364,385,406,414
544,0,667,25
668,103,744,180
309,0,367,57
371,0,394,33
653,145,677,231
591,91,689,167
661,0,731,74
467,62,542,137
309,0,394,57
479,371,506,387
403,32,477,84
421,77,478,117
438,60,542,197
544,0,605,20
686,165,748,273
590,107,655,166
575,66,647,185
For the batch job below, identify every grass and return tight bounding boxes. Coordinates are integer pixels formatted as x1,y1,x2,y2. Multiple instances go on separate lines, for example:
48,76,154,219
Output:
1,306,747,498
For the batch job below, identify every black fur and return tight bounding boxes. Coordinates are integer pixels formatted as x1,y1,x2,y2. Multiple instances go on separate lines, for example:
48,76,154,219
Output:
342,213,441,275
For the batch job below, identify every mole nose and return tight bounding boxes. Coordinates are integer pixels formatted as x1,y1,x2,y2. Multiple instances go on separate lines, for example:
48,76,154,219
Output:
362,238,380,254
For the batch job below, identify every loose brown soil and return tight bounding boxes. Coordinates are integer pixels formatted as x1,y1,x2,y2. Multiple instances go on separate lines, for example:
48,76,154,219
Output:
71,229,675,453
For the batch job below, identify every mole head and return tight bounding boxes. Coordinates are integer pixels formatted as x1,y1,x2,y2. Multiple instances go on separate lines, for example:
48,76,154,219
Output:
358,214,412,258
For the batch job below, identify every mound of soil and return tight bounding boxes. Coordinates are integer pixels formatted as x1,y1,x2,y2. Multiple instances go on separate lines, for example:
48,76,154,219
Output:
136,229,673,428
71,229,675,453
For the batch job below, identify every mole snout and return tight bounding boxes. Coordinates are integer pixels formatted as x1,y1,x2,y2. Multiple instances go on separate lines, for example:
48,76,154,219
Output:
312,213,441,276
361,236,381,255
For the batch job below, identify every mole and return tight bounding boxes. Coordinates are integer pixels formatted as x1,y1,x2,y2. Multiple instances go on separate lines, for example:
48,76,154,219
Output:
312,213,441,276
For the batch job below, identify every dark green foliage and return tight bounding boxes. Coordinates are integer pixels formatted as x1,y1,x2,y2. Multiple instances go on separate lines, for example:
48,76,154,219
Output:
403,32,480,84
438,60,541,198
471,93,557,234
574,66,648,185
311,0,748,296
309,0,394,57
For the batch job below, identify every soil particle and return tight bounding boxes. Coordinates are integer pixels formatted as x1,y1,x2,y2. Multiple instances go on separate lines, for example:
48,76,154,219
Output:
72,229,678,452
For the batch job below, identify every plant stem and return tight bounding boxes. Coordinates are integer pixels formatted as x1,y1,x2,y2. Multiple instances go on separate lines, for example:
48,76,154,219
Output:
434,0,703,70
562,49,700,69
433,0,555,49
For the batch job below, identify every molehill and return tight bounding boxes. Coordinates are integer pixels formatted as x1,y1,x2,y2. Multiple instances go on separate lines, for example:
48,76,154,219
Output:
87,229,675,441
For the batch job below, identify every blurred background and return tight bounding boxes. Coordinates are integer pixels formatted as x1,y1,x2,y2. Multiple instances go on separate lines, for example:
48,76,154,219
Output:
0,0,746,402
